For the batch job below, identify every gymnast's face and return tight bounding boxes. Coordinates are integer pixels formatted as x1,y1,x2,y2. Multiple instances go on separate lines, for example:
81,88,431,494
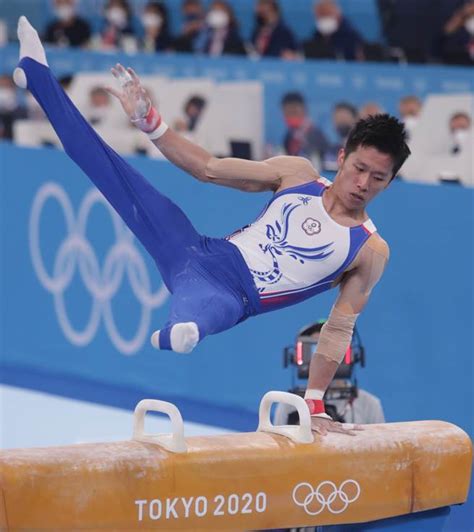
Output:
335,144,394,210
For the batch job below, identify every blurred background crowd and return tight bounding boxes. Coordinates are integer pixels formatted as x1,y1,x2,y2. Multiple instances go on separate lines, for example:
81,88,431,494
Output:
1,0,473,63
0,0,472,182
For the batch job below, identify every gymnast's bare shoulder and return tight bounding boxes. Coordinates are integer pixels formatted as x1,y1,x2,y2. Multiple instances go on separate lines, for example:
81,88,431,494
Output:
331,233,389,313
360,233,390,266
350,233,389,279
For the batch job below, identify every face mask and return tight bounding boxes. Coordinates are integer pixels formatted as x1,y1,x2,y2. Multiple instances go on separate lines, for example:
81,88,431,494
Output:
55,5,75,22
452,128,469,145
106,7,127,28
336,123,352,138
464,16,474,35
317,16,338,36
142,13,163,30
403,116,418,132
285,116,305,129
0,88,16,111
206,9,229,29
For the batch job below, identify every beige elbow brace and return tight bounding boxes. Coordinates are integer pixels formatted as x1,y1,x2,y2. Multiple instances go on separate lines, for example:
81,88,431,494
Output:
315,306,359,364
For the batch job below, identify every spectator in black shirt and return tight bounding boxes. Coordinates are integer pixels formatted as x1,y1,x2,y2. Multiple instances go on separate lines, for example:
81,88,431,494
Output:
44,0,91,47
377,0,450,63
252,0,298,59
173,0,205,53
303,0,363,61
141,1,171,52
281,92,329,170
322,101,358,171
174,95,207,133
195,0,246,56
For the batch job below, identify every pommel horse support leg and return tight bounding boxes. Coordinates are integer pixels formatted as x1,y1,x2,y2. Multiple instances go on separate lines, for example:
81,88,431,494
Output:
0,392,471,530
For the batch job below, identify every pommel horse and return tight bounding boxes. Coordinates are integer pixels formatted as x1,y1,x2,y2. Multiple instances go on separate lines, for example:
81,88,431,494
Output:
0,391,471,530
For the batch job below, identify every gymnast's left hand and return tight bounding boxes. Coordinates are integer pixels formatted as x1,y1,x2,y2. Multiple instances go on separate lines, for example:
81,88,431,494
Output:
311,416,363,436
105,63,157,128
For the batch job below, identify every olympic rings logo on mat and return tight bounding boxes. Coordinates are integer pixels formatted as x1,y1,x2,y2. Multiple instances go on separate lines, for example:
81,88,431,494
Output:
29,182,169,355
292,480,360,515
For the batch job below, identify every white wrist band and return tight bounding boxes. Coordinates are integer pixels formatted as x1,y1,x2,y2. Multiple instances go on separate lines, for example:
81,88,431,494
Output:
147,121,169,140
304,389,324,400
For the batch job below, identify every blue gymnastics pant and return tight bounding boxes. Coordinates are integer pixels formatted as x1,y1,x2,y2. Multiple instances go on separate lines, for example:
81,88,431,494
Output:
20,57,260,350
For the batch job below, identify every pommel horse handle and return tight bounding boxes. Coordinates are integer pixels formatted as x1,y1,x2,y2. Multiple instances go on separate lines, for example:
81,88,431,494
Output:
257,391,314,444
132,399,188,453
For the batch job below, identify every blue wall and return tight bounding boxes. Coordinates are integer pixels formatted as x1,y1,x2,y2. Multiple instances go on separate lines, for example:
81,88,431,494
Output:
0,142,472,436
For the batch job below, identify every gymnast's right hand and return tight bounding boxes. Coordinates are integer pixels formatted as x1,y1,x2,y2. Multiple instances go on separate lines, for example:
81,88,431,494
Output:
311,416,363,437
105,63,161,134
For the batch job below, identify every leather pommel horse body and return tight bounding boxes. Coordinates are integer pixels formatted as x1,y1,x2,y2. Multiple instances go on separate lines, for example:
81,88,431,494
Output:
0,392,471,530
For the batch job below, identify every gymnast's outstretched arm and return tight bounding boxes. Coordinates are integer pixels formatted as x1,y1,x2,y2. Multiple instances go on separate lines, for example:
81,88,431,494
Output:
305,234,390,436
106,64,319,193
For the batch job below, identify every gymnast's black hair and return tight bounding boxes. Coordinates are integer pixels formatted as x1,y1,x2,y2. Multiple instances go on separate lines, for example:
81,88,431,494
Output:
344,113,411,180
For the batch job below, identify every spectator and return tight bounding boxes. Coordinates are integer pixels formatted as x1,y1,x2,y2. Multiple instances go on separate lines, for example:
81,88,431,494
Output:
322,101,358,171
99,0,136,51
44,0,91,48
440,1,474,65
303,0,364,61
195,0,246,56
398,95,422,140
0,75,27,140
280,92,329,170
173,0,205,53
359,101,384,119
86,87,112,126
251,0,298,59
174,95,207,134
141,1,171,52
449,111,471,154
377,0,446,63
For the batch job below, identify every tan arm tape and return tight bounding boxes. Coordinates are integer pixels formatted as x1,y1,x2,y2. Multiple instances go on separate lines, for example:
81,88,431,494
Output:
315,235,389,364
315,306,359,364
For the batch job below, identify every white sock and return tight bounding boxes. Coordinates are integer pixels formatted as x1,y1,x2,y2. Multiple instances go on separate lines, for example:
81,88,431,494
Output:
13,16,48,89
150,330,161,349
170,322,199,354
18,16,47,65
304,389,325,400
150,322,199,354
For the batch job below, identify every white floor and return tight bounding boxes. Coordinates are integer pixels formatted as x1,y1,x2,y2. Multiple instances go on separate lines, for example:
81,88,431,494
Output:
0,385,233,449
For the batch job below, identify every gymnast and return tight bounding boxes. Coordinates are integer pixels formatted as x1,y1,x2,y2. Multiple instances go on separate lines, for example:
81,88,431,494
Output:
13,16,410,436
